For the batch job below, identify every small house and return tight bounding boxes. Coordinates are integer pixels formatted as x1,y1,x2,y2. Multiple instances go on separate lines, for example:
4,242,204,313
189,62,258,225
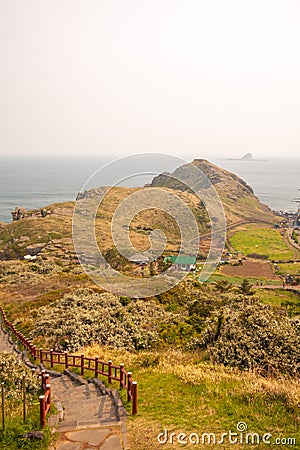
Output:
166,256,196,271
129,254,151,266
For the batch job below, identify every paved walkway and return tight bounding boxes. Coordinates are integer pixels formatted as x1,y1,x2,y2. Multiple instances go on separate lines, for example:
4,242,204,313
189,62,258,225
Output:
0,321,126,449
53,429,124,450
0,322,21,356
50,373,126,449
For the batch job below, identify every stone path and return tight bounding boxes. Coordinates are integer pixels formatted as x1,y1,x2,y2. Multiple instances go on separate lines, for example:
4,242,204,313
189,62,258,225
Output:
0,326,13,352
0,322,127,449
49,372,126,449
0,322,22,359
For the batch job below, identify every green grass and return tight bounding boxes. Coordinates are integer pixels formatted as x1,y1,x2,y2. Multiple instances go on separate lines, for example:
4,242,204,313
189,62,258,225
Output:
275,262,300,275
230,227,293,261
68,345,300,450
113,349,300,449
256,288,300,316
206,273,281,286
0,403,51,450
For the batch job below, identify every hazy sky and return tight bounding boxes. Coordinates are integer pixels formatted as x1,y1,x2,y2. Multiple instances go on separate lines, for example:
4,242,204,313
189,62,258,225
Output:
0,0,299,159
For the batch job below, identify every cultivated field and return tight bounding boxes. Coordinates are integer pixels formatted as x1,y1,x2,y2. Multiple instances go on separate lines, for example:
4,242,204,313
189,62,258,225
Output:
220,259,279,280
229,226,293,261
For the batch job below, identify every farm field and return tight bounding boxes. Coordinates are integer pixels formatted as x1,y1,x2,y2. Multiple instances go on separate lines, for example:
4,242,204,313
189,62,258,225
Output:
220,259,279,280
275,262,300,275
206,273,281,286
229,226,293,261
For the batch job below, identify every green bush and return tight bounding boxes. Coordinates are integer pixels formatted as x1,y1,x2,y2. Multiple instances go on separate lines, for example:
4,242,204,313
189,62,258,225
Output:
0,353,40,398
30,288,177,351
200,297,300,375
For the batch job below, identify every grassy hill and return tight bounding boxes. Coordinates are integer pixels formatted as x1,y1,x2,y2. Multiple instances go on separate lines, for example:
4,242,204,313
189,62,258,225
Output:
2,159,296,450
0,159,276,262
150,159,276,225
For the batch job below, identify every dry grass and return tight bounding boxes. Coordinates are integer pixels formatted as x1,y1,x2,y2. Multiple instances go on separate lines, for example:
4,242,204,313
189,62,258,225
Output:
81,345,300,449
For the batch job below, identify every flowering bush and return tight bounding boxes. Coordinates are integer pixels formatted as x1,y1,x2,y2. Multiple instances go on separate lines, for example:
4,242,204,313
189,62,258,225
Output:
0,258,61,285
200,297,300,376
0,353,40,400
30,288,176,351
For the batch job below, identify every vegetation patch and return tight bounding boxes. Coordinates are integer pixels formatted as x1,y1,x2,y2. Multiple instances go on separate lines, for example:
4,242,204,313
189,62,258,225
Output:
275,262,300,275
200,298,300,375
81,346,300,450
257,289,300,316
29,288,178,351
0,353,50,450
230,226,293,260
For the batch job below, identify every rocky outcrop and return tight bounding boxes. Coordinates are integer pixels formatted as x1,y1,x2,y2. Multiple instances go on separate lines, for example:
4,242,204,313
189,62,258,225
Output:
241,152,253,161
11,207,27,221
76,187,107,200
11,207,50,221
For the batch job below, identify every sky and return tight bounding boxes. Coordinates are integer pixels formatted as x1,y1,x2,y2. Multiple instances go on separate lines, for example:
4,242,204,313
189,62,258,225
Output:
0,0,299,159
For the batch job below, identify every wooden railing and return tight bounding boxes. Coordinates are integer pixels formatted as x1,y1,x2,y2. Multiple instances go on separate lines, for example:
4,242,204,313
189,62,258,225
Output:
0,306,138,415
38,369,51,427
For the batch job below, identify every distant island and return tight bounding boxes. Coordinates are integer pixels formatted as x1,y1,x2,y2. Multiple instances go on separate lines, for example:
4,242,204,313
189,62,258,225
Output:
227,153,266,161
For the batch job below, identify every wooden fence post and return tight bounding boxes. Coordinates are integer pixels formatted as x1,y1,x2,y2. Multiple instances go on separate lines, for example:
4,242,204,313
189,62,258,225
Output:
127,372,132,403
46,384,51,405
131,381,138,415
50,349,54,368
45,374,50,390
39,395,45,428
40,348,43,364
22,375,26,422
95,356,99,378
1,382,5,432
81,354,84,376
40,370,46,390
108,360,112,384
64,351,68,369
119,364,124,389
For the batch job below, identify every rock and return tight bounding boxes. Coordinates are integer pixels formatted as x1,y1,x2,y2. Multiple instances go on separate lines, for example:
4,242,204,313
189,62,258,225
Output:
241,152,253,160
21,431,44,440
25,243,47,256
11,206,27,221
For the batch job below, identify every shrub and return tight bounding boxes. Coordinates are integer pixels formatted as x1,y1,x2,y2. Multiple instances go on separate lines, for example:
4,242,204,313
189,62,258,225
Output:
200,297,300,375
0,353,40,399
30,288,177,351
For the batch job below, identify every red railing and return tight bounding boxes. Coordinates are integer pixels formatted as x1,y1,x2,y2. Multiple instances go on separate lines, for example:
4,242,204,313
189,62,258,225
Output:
36,369,51,427
0,306,138,415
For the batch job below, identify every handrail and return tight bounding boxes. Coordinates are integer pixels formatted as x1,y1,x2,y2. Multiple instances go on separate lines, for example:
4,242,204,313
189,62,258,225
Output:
0,306,138,414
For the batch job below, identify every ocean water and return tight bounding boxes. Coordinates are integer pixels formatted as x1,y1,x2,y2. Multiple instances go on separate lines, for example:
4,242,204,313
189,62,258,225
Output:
214,158,300,213
0,156,299,223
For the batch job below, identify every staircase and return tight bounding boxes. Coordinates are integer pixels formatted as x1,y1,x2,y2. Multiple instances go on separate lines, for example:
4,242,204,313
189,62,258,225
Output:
49,370,126,449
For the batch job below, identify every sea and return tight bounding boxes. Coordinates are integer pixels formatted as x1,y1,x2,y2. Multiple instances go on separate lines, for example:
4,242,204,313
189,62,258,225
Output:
0,156,299,223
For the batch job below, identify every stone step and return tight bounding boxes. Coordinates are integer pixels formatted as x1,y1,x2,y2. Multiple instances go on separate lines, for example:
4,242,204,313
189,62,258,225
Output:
56,418,121,432
62,396,104,409
48,371,121,434
64,399,117,421
52,386,102,403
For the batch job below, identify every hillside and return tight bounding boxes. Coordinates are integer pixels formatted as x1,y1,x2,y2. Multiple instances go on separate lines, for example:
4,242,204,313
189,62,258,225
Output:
0,160,298,450
150,159,275,225
0,159,276,262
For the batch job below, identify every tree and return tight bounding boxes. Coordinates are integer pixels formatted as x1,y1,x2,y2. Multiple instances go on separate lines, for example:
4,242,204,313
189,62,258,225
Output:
240,278,254,295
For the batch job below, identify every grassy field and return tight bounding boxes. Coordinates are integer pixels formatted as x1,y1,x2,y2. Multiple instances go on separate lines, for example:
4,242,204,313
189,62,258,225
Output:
76,345,300,450
0,399,51,450
275,262,300,275
256,288,300,316
230,226,293,261
205,272,281,286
